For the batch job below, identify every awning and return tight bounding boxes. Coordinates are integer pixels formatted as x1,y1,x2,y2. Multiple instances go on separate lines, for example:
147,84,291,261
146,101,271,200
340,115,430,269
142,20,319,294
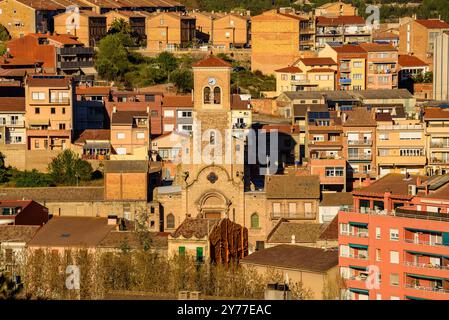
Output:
349,265,367,271
84,142,110,149
405,296,430,301
407,273,444,281
80,67,97,75
28,119,50,126
349,222,368,228
406,250,443,258
349,243,368,250
405,227,441,234
349,288,369,294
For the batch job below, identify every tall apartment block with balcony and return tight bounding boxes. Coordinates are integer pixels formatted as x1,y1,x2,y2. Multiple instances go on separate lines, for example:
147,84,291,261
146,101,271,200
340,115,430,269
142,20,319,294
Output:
315,16,370,49
319,43,367,91
306,110,346,191
24,75,73,151
376,116,426,176
339,173,449,300
424,107,449,175
360,43,398,90
0,97,26,145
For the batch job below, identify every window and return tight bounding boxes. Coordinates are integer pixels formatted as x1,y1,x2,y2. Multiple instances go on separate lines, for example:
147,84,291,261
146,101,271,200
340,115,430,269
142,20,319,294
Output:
34,140,39,149
210,131,215,145
151,110,158,117
163,110,174,117
178,111,192,118
376,293,382,300
353,61,362,68
281,74,288,81
213,87,221,104
59,123,66,130
313,135,324,141
163,124,174,131
272,203,281,213
32,92,45,100
400,149,423,157
251,213,259,228
390,251,399,264
137,132,145,139
178,246,185,256
379,133,389,140
390,273,399,286
35,107,40,114
62,108,66,114
390,228,399,241
116,132,125,139
145,94,155,102
51,108,56,114
288,203,296,213
166,214,175,229
376,227,381,239
376,248,381,261
325,167,344,177
399,132,421,140
204,87,211,104
178,124,192,132
378,148,389,156
196,247,203,262
353,74,363,80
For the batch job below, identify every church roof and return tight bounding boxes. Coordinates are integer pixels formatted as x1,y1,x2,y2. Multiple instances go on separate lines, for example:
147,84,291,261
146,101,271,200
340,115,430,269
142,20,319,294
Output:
192,55,232,68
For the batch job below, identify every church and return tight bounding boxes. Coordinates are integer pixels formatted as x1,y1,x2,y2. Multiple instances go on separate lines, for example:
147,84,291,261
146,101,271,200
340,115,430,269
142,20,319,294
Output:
154,55,321,251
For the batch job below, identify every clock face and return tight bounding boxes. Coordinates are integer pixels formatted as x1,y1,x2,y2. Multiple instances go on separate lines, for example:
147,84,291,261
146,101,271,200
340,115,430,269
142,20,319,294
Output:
208,77,217,86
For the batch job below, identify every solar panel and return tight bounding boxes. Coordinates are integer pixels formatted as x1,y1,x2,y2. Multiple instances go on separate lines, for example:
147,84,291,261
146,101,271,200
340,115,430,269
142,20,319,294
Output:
308,111,330,122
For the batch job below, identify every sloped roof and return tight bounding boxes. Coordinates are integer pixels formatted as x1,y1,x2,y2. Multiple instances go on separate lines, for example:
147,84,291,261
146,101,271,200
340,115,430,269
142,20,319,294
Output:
103,160,149,173
293,104,328,117
27,75,70,87
192,55,232,68
316,15,365,26
359,43,397,52
275,66,302,73
424,107,449,120
320,192,353,206
170,218,219,239
0,225,40,242
0,187,104,202
267,221,324,244
162,95,193,108
111,110,148,125
342,108,376,126
398,55,428,67
416,19,449,29
265,175,320,199
0,97,25,112
299,57,336,66
75,129,110,144
318,216,338,241
241,245,338,273
76,86,111,95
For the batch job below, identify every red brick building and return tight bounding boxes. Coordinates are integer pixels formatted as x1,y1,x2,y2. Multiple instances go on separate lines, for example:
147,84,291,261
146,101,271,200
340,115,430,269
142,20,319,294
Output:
0,200,49,226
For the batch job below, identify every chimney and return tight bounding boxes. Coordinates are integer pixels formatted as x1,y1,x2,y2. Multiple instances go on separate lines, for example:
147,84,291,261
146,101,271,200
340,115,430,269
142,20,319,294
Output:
291,234,296,244
112,106,117,113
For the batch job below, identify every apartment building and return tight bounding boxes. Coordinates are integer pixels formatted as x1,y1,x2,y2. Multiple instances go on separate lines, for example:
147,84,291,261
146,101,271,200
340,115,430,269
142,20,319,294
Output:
314,2,358,17
398,55,429,88
146,12,196,51
74,129,110,160
339,173,449,300
399,18,449,71
433,32,449,101
360,43,398,90
274,57,337,95
212,13,251,49
342,108,377,187
74,86,110,133
251,9,313,75
54,10,107,47
189,11,219,43
306,110,346,192
319,44,367,91
0,97,26,145
24,75,74,151
161,95,193,133
315,16,370,49
424,107,449,175
7,33,95,78
104,10,149,44
376,116,426,176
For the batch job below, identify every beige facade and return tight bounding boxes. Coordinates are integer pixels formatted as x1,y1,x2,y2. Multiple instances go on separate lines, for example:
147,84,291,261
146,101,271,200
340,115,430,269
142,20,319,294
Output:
433,32,449,101
315,2,357,17
424,108,449,175
0,0,36,38
212,13,250,49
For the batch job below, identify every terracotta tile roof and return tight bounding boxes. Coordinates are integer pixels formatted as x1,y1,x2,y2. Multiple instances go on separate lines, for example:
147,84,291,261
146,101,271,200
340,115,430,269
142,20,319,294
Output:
0,56,42,67
0,69,29,77
274,66,302,73
308,68,336,73
398,55,428,67
47,34,82,45
103,160,149,173
75,129,110,144
316,15,365,26
111,110,148,125
416,19,449,29
375,113,392,122
331,44,367,54
261,124,300,134
359,43,397,52
0,225,40,242
265,175,320,199
0,187,104,202
28,216,115,248
320,192,353,206
231,94,251,110
423,107,449,120
241,245,338,273
342,108,376,126
14,0,89,10
76,86,111,95
299,57,336,66
0,97,25,112
192,55,232,68
27,75,71,87
170,218,220,239
293,104,328,117
162,95,193,108
318,216,338,241
373,31,399,40
98,231,168,249
267,220,324,244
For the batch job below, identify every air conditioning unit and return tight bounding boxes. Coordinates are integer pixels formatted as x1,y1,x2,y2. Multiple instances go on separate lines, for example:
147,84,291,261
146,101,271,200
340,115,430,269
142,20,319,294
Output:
408,184,417,196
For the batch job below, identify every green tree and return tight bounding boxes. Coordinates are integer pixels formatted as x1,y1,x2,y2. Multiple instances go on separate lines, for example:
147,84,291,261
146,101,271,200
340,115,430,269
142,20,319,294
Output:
0,24,10,42
0,151,9,183
156,52,179,76
48,150,93,185
0,271,22,299
170,68,193,93
12,169,53,187
108,18,132,35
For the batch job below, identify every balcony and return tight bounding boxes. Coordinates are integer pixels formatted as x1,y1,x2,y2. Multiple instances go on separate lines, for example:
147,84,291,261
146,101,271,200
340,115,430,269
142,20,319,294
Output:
430,156,449,164
339,78,352,85
430,142,449,148
348,140,372,146
59,47,95,56
271,212,316,220
340,252,369,260
340,231,369,238
59,60,94,69
404,261,449,271
377,155,426,166
405,283,449,294
0,120,24,127
49,98,70,104
291,78,310,85
348,154,372,161
377,124,423,130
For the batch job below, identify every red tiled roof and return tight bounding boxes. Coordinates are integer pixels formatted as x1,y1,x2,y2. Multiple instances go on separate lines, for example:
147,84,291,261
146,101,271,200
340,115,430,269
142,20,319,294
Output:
373,31,399,40
359,43,397,52
316,15,365,26
231,94,251,110
162,95,193,107
262,124,300,134
299,57,336,66
192,55,232,68
75,129,111,144
274,66,302,73
416,19,449,29
76,86,111,95
0,97,25,112
27,75,71,87
278,12,308,21
423,107,449,120
332,44,367,54
46,34,82,45
398,55,428,67
308,68,336,73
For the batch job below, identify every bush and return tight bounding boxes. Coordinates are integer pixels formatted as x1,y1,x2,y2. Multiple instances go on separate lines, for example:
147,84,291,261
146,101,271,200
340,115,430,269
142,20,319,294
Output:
48,150,93,185
12,169,53,188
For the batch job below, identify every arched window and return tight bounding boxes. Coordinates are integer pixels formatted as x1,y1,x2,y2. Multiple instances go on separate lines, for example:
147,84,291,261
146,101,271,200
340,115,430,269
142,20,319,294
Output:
213,87,221,104
167,214,175,229
251,213,259,228
210,131,215,145
204,87,211,104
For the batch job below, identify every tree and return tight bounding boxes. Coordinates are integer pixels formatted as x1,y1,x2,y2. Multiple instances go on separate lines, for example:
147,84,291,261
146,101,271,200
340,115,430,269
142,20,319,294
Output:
48,150,93,185
0,24,10,42
108,18,132,35
170,68,193,93
156,52,179,76
0,151,9,183
95,33,134,82
0,271,23,299
12,169,53,187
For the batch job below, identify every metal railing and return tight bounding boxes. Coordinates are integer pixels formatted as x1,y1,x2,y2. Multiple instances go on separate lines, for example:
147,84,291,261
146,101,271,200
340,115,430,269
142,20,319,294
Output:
404,261,449,270
404,238,445,247
348,140,372,146
430,142,449,148
340,253,369,260
377,124,423,130
340,231,369,238
0,120,24,126
348,154,372,160
405,283,449,294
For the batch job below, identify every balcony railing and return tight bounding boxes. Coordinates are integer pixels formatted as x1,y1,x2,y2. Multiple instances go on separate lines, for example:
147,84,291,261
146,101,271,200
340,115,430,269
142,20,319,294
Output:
430,142,449,148
340,231,369,238
430,157,449,164
348,140,372,146
339,78,352,84
404,238,445,247
60,60,94,69
0,120,24,126
291,78,310,85
405,283,449,294
377,124,423,130
59,47,95,55
50,98,70,104
340,253,369,260
271,212,316,220
348,154,372,160
404,261,449,270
